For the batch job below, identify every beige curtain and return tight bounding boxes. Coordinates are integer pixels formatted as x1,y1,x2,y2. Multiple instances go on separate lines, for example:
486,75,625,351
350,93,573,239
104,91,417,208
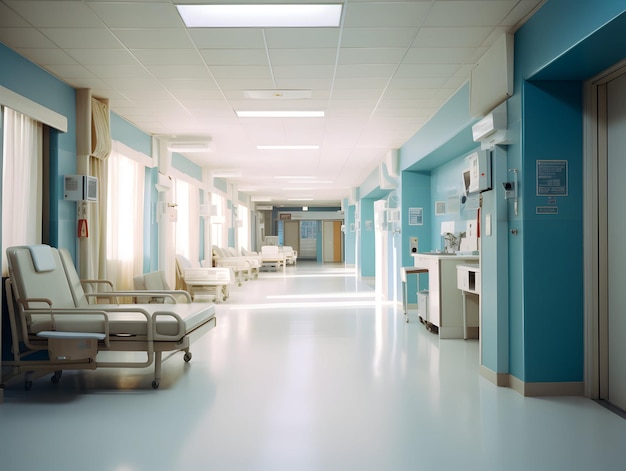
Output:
1,107,42,276
85,97,111,280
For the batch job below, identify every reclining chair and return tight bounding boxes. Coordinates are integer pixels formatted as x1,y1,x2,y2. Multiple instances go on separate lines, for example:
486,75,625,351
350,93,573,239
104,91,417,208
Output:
3,245,217,390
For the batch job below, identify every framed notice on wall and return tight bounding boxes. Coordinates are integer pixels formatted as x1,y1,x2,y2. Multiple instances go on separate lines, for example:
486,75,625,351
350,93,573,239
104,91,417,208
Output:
408,207,423,226
536,160,568,196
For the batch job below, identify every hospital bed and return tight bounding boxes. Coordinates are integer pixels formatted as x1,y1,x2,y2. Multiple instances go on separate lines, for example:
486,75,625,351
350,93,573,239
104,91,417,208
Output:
260,245,286,272
3,245,217,390
175,254,232,302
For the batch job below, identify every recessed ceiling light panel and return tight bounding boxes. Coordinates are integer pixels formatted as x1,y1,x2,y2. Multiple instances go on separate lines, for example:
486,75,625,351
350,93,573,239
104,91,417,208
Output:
257,145,319,150
177,4,343,28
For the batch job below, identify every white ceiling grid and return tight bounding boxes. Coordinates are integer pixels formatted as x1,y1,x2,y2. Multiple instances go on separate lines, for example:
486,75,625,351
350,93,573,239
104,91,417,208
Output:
0,0,544,206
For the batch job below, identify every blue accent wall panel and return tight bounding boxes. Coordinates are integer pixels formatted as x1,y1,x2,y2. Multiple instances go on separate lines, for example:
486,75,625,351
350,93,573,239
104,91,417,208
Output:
110,113,151,156
172,152,202,182
517,80,584,383
345,202,356,265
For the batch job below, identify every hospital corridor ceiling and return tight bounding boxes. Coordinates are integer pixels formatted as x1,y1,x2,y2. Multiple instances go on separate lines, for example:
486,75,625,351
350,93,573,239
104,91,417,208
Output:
0,1,544,206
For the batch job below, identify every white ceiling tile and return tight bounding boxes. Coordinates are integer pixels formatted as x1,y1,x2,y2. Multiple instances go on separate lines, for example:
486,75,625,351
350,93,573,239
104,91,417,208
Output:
274,78,333,89
0,28,57,48
269,49,338,66
112,29,194,49
425,1,520,27
42,63,97,79
389,76,449,88
213,78,276,91
131,49,204,66
0,3,31,27
65,49,139,66
209,66,272,79
272,65,335,79
414,27,494,48
162,79,220,92
265,28,340,48
333,77,390,90
200,49,269,66
339,48,406,65
85,64,152,79
146,65,211,80
87,2,183,28
15,48,78,65
40,28,122,49
404,47,487,64
6,0,105,27
344,2,431,28
336,64,397,78
189,29,265,49
341,28,418,48
394,63,461,78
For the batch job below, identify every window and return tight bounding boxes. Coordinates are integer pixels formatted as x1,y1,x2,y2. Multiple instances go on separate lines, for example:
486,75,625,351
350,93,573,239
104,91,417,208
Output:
211,192,225,248
173,178,200,263
105,146,144,289
1,107,43,275
237,204,250,251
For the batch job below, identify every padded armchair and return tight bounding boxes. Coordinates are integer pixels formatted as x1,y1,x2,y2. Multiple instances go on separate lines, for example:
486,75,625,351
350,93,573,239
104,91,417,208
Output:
133,270,192,304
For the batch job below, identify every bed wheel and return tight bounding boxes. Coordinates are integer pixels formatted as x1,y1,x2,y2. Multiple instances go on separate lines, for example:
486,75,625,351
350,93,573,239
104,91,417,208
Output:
184,352,192,362
151,380,160,389
25,381,32,391
51,370,63,384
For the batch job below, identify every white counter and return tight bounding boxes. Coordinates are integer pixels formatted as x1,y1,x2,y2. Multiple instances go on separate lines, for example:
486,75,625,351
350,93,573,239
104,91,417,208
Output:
412,253,479,339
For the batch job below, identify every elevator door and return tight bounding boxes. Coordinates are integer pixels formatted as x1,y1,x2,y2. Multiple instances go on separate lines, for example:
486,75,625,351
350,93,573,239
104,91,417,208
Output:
606,71,626,410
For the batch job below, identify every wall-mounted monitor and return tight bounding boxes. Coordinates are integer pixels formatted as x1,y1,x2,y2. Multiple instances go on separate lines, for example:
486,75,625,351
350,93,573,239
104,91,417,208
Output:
64,175,98,202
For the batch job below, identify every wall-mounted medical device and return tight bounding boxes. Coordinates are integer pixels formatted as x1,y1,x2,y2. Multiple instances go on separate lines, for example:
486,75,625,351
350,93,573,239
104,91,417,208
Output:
504,169,519,216
463,149,492,195
409,237,418,254
64,175,98,202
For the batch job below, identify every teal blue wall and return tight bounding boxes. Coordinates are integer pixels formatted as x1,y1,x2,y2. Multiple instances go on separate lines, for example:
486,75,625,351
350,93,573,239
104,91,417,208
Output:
429,151,481,251
344,201,356,265
400,171,431,303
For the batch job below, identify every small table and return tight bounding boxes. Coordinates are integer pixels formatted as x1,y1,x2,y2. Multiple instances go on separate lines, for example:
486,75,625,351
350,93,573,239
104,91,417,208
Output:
401,267,428,321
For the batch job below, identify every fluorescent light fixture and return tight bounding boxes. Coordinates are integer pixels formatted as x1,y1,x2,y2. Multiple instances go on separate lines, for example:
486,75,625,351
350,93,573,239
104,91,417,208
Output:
302,206,309,211
212,170,241,178
282,187,315,191
257,145,319,150
245,90,312,100
288,180,332,184
236,110,324,118
287,197,314,201
275,175,315,179
177,4,343,28
167,142,214,153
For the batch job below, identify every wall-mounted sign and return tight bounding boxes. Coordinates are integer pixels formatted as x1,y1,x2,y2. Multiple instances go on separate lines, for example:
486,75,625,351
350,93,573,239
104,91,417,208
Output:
279,213,291,220
537,160,568,196
408,207,423,226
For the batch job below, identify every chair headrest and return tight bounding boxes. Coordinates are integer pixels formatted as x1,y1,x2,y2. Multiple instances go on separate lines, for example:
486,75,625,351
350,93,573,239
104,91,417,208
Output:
28,244,57,272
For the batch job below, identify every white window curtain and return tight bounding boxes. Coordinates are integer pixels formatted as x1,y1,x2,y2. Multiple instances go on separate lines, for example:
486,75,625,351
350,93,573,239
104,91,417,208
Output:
174,178,200,264
1,107,42,276
105,146,144,289
210,192,225,249
237,204,250,251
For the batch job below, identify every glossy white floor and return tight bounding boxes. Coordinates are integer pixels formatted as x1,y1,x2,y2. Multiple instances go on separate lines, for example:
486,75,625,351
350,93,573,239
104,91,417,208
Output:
1,262,625,471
